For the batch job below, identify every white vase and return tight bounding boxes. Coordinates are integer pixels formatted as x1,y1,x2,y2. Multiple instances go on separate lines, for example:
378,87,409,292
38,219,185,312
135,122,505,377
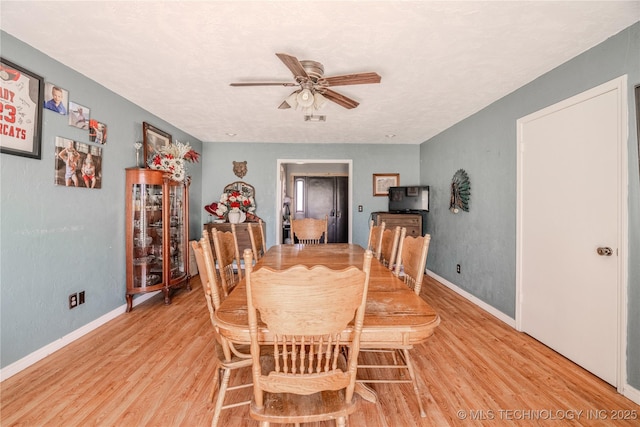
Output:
228,211,246,224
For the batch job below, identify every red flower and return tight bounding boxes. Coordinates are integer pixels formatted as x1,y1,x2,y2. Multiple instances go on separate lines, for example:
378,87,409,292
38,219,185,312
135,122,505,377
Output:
184,149,200,163
152,155,163,165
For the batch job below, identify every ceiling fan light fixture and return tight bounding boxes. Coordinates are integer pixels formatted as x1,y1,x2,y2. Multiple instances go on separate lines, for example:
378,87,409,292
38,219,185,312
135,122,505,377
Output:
285,91,299,109
313,92,327,110
296,88,315,108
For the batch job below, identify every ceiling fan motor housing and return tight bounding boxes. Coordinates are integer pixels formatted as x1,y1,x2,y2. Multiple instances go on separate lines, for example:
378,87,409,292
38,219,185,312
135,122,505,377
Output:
300,60,324,81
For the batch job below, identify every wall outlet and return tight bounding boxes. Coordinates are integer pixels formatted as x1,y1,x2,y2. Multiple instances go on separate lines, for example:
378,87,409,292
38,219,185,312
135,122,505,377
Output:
79,291,85,305
358,205,363,212
69,293,78,309
456,264,461,274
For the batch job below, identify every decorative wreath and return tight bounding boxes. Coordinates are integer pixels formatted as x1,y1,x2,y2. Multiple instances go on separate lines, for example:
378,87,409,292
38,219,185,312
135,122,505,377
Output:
450,169,470,213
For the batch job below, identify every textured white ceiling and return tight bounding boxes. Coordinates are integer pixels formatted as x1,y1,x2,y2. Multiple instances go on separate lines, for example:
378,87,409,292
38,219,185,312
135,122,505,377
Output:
1,1,638,144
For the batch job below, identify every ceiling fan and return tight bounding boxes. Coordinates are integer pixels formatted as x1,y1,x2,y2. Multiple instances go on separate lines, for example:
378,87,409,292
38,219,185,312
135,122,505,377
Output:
230,53,381,111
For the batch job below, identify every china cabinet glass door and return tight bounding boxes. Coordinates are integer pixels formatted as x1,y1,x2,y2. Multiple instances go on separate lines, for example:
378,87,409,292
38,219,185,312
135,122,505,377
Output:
132,182,164,289
167,183,186,282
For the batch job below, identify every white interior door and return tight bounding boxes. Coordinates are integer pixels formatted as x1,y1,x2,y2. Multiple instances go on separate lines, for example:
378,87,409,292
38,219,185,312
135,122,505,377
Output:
516,77,627,386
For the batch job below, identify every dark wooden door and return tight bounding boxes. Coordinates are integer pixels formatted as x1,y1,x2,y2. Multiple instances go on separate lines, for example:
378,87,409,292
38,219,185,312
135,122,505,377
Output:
304,176,348,243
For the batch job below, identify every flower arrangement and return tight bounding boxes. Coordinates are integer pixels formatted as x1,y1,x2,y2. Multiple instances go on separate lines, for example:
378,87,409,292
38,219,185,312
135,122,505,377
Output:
205,190,256,220
148,141,199,181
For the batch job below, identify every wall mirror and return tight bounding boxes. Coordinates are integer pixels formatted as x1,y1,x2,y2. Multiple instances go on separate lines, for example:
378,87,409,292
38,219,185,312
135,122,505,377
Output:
224,181,255,198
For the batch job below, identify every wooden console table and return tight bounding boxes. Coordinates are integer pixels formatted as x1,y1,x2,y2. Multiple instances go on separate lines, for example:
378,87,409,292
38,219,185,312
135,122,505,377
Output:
371,212,422,237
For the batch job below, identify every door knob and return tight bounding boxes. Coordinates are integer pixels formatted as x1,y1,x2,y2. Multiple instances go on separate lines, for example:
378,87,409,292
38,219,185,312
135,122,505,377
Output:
597,247,613,256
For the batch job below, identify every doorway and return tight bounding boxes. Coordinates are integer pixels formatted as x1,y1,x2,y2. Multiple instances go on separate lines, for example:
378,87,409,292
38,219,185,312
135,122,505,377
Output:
294,176,348,243
276,159,353,244
516,76,628,388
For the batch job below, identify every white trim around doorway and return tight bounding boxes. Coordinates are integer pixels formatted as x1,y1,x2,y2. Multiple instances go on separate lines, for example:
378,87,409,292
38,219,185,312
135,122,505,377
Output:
276,159,353,244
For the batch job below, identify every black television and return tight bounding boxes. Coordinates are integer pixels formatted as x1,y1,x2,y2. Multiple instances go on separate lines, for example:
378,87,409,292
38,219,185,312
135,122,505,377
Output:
388,186,429,212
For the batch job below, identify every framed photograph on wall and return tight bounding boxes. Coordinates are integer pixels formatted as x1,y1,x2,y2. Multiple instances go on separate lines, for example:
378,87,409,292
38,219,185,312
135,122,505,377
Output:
89,119,107,144
54,137,103,189
373,173,400,196
143,121,171,168
68,101,90,129
0,58,44,159
43,82,68,115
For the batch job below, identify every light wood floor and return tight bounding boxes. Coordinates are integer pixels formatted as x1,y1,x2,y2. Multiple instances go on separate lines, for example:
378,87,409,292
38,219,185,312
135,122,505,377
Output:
2,274,638,426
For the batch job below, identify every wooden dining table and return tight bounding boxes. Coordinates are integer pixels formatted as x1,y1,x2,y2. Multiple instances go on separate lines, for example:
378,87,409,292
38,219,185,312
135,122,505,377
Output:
214,244,441,403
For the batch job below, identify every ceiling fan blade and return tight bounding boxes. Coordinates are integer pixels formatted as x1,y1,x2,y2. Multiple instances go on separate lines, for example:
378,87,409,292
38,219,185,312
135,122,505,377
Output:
278,100,291,109
276,53,309,79
230,82,297,87
322,72,381,87
322,88,359,109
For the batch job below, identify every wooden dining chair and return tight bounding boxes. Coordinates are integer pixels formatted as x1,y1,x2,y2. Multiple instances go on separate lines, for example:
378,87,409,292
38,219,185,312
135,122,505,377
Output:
210,226,242,296
290,215,328,244
366,220,385,260
247,219,266,261
243,248,373,426
394,233,431,295
190,231,253,427
379,226,404,270
358,232,432,418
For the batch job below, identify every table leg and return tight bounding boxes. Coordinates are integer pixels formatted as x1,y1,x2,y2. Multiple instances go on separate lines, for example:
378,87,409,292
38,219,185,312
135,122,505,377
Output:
355,382,378,403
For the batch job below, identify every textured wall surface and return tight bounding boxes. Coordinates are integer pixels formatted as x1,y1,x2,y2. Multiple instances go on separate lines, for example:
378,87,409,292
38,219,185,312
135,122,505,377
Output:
201,142,421,248
0,32,203,369
420,23,640,390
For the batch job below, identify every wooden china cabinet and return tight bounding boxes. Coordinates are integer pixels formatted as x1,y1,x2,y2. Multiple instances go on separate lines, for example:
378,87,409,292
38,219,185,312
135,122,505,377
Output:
125,168,190,312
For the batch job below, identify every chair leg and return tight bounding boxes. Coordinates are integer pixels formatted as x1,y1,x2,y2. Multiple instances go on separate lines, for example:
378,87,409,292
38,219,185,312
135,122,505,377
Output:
211,367,231,427
209,363,221,402
402,349,426,417
391,350,399,365
336,417,346,427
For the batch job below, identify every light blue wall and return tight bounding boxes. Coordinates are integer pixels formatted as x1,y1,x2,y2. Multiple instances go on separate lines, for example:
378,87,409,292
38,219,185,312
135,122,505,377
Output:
201,142,421,248
420,23,640,389
0,32,203,368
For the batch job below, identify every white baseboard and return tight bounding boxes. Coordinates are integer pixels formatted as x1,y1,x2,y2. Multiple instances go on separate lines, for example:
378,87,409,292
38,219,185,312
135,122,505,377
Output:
0,292,159,382
426,269,516,328
623,383,640,405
